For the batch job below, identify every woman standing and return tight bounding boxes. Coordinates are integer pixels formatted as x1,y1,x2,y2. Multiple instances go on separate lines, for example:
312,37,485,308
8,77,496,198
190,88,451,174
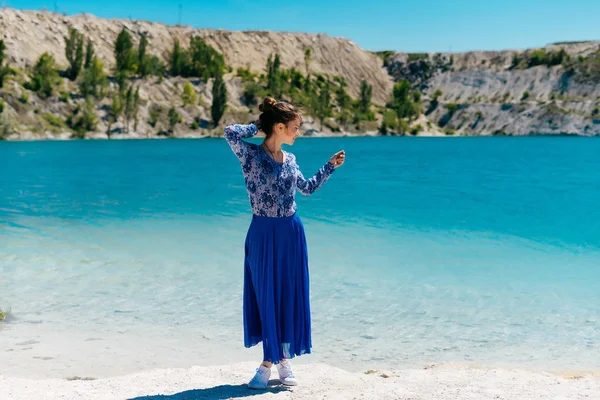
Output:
225,97,345,389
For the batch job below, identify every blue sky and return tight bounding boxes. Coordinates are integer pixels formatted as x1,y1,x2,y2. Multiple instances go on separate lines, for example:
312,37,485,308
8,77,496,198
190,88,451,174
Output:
7,0,600,52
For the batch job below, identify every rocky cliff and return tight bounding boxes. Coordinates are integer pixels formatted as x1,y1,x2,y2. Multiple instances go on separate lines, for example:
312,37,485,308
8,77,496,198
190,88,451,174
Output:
384,42,600,135
1,7,599,139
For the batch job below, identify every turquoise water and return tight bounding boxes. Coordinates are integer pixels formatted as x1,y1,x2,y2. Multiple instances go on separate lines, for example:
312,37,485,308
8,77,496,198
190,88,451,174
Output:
1,137,600,378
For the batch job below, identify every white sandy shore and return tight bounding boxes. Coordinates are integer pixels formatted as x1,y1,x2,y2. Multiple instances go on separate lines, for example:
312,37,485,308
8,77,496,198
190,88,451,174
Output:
2,362,600,400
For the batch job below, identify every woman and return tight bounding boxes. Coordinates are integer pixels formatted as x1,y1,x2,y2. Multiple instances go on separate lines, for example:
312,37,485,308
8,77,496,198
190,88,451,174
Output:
224,97,345,389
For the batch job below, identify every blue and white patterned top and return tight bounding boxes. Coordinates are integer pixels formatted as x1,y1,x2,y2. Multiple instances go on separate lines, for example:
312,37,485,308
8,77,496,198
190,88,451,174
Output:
225,123,336,217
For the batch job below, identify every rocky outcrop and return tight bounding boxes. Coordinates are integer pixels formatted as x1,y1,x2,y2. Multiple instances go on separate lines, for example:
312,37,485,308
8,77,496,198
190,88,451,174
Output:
1,7,599,139
384,42,600,135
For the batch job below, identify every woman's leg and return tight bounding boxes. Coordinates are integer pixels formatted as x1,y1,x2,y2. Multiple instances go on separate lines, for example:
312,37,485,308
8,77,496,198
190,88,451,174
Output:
260,359,285,367
276,358,298,386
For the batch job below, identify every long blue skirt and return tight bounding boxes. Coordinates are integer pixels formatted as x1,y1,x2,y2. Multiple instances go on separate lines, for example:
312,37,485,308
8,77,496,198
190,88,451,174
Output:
243,212,312,363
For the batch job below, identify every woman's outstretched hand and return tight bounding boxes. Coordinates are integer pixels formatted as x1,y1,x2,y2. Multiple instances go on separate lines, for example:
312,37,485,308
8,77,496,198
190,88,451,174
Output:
329,150,345,168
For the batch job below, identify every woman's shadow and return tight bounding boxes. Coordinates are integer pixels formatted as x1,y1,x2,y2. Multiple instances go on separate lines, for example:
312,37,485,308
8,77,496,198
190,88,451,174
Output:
128,380,290,399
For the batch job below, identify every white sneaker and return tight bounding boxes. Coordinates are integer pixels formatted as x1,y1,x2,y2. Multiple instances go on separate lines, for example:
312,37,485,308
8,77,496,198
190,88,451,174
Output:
277,360,299,386
247,365,271,390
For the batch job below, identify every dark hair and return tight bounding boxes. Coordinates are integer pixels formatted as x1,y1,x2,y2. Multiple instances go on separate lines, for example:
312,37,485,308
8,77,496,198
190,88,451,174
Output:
256,97,301,137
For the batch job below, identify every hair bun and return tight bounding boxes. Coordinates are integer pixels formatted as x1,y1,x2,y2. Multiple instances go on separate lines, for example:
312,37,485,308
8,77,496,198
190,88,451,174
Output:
259,97,277,113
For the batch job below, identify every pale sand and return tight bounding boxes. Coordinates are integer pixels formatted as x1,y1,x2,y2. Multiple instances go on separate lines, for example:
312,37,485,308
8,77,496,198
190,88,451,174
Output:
2,362,600,400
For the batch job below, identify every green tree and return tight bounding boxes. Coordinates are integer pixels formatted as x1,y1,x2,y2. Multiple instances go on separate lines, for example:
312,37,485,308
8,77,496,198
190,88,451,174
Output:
336,107,353,129
65,27,84,81
79,57,108,99
315,82,332,130
266,55,274,91
511,53,521,69
445,103,459,115
26,52,60,98
169,37,224,79
429,89,443,111
137,34,149,77
0,40,6,69
0,113,12,139
182,81,197,106
273,54,282,94
267,54,281,96
149,103,162,128
167,106,181,134
398,119,410,135
304,48,312,76
243,81,262,106
135,34,165,77
0,40,16,88
116,70,129,93
81,97,98,133
107,94,123,138
356,79,374,121
335,83,353,128
391,80,418,120
185,37,225,79
359,79,372,114
290,68,304,89
236,65,255,81
380,109,398,134
529,49,547,67
133,87,141,132
84,39,95,69
69,97,97,137
170,36,225,81
300,76,318,116
145,55,166,77
412,91,422,116
115,28,135,74
170,39,186,76
547,49,569,66
211,72,227,127
123,85,135,133
410,124,424,136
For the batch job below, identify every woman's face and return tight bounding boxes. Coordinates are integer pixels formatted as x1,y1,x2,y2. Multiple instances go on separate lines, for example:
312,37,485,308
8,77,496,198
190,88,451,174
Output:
275,117,301,145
